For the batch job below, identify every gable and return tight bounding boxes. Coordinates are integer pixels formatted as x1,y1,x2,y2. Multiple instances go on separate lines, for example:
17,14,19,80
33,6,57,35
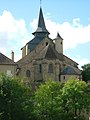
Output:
0,53,15,64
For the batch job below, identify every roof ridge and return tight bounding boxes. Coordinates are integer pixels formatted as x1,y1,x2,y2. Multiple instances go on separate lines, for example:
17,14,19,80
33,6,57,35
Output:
0,52,15,64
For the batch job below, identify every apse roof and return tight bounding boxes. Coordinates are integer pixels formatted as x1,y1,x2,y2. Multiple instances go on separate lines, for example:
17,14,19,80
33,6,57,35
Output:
61,66,78,75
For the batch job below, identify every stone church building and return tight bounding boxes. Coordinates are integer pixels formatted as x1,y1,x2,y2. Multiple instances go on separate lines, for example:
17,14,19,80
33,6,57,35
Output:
0,7,82,83
16,7,82,83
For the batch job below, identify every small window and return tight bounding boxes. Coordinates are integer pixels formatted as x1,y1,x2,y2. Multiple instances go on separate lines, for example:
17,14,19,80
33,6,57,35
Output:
63,76,65,80
61,42,62,44
39,64,42,73
46,42,48,46
48,64,53,73
26,70,30,77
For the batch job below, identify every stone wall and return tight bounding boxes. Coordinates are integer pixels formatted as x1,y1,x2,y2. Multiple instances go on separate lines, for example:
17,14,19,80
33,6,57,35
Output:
0,64,17,77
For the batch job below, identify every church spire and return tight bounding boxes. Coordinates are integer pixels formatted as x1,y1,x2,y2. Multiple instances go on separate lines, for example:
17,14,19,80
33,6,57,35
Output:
32,7,50,36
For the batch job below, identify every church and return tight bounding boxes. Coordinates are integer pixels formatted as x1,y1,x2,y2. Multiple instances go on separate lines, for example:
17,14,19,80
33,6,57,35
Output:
0,6,82,83
16,7,82,83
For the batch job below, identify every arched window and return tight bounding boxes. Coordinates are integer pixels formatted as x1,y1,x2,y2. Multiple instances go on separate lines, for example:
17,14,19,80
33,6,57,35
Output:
39,64,42,73
46,42,48,46
26,70,30,77
48,64,53,73
63,76,65,80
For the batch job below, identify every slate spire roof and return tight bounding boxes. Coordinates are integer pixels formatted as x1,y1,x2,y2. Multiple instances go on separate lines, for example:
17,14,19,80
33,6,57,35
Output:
28,7,50,52
56,32,63,40
32,7,50,36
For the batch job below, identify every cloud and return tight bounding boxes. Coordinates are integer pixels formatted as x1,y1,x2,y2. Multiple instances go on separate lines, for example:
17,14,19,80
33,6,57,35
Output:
0,10,90,67
0,10,31,61
30,17,90,51
73,18,82,27
78,58,90,69
46,19,90,50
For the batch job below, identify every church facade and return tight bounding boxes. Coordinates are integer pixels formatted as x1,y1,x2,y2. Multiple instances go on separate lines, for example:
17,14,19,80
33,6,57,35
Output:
16,7,82,83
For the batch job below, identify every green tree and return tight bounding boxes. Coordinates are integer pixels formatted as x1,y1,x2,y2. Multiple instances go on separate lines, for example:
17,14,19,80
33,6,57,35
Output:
0,74,33,120
34,78,90,120
86,83,90,112
61,78,90,119
82,63,90,82
34,80,63,120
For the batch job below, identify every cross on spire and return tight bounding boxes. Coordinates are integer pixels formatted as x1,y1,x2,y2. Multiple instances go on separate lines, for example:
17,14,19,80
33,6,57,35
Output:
40,0,42,7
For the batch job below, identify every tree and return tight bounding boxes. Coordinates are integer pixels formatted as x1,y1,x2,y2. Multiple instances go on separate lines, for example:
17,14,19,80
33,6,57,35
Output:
34,80,63,120
0,74,33,120
34,78,90,120
86,83,90,112
61,78,90,119
82,63,90,82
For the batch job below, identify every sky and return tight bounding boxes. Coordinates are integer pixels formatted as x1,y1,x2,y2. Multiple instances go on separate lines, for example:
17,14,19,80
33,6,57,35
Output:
0,0,90,69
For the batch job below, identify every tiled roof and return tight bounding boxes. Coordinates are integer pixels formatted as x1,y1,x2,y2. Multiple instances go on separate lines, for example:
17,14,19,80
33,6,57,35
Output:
61,66,79,75
35,44,63,61
28,36,45,51
63,54,78,65
0,52,15,64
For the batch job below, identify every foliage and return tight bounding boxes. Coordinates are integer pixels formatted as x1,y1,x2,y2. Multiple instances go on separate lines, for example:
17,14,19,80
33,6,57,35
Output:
0,74,33,120
85,83,90,112
61,78,89,118
82,63,90,82
34,80,63,120
34,78,90,120
0,74,90,120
